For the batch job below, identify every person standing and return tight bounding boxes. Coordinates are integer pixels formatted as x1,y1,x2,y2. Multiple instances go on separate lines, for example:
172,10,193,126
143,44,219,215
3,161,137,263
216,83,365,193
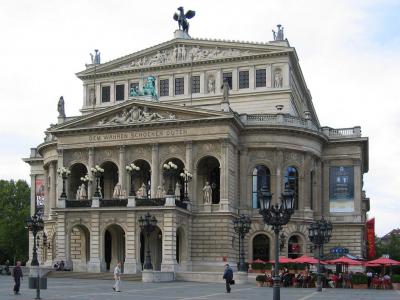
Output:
366,270,373,288
12,261,23,295
223,264,233,293
112,262,122,292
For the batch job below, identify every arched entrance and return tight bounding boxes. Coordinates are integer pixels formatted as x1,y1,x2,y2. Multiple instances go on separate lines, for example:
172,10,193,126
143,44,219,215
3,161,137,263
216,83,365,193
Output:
252,234,270,261
197,156,220,204
68,163,87,199
288,234,303,259
129,159,151,197
100,161,119,199
69,225,90,271
162,158,185,199
104,224,125,271
140,226,163,270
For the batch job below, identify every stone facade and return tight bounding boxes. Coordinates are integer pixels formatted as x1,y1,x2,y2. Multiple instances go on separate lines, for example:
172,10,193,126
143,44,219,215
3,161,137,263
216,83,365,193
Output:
23,31,369,273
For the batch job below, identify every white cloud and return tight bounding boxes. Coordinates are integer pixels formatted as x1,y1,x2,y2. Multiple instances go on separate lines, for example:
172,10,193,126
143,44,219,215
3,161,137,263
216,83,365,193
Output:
0,0,398,236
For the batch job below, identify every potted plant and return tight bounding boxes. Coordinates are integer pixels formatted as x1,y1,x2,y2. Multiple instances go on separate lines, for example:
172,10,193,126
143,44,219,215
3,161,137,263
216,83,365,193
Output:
256,274,267,287
392,274,400,290
351,273,368,289
251,262,265,273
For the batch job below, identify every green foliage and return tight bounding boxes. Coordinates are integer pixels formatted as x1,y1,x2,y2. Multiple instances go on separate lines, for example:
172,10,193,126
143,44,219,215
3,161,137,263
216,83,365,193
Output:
375,234,400,261
0,180,30,264
351,273,368,284
392,274,400,283
251,262,265,270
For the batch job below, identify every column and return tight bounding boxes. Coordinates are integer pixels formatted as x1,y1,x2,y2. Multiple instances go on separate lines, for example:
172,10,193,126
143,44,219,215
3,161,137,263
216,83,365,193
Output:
303,153,312,210
43,166,49,217
49,162,57,216
275,149,283,205
151,144,159,198
88,211,101,272
239,147,249,209
220,139,229,210
119,146,126,192
124,212,140,273
56,212,68,265
88,148,94,199
185,141,193,200
56,149,64,205
161,211,178,271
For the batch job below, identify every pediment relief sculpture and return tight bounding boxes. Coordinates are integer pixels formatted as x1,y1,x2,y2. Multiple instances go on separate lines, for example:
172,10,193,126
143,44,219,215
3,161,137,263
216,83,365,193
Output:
97,106,176,126
122,46,253,69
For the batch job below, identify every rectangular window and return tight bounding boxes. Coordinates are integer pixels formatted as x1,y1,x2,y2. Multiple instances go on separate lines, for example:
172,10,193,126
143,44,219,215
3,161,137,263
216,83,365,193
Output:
191,75,200,93
101,86,110,102
222,72,232,89
239,70,249,89
159,79,169,97
115,84,125,101
175,77,184,95
256,69,266,87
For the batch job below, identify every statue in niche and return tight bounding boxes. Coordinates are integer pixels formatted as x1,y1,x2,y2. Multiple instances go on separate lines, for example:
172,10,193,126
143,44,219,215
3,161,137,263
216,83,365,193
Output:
57,96,66,118
156,185,164,198
274,70,283,88
79,183,87,199
113,182,122,199
88,88,95,105
221,80,230,102
208,77,215,93
203,181,212,204
76,185,81,200
175,182,182,199
136,183,147,198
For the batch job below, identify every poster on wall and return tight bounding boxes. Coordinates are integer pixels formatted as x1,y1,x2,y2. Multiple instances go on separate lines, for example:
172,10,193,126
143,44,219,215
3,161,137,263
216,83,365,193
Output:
366,218,376,259
329,166,354,213
35,178,45,216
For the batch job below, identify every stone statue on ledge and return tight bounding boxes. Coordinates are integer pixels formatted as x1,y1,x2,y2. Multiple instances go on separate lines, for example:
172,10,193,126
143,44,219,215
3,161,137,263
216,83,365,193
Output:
272,24,284,41
203,181,212,204
57,96,66,118
173,7,196,34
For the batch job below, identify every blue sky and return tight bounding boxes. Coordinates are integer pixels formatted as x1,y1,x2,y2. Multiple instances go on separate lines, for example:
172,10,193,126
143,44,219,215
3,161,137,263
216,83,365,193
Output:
0,0,399,236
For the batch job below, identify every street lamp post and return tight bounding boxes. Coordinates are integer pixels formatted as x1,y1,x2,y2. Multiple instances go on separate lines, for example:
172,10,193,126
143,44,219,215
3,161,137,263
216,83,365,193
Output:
57,167,71,198
138,212,158,270
163,161,178,195
26,214,44,299
180,169,193,202
126,163,140,196
308,217,333,292
258,186,294,300
90,165,104,198
233,214,252,272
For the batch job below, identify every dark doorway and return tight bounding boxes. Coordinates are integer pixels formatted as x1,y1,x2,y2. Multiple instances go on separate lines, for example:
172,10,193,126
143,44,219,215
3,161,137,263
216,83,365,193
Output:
105,230,111,270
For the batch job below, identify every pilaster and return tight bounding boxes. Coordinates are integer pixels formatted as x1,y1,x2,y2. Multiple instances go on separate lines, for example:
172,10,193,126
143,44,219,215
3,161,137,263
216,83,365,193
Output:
161,211,178,272
151,144,159,198
124,211,140,273
56,149,64,206
239,147,248,209
275,149,283,205
185,141,193,200
88,148,94,199
119,146,126,192
88,211,101,272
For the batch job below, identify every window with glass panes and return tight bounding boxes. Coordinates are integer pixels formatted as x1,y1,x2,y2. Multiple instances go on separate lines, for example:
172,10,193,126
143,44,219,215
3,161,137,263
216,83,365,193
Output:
239,70,249,89
252,165,271,208
159,79,169,97
255,69,266,87
101,86,110,102
191,75,200,93
115,84,125,101
222,72,232,89
175,77,184,95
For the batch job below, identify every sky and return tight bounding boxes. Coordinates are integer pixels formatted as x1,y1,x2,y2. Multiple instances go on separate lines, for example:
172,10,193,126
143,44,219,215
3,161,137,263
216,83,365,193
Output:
0,0,399,236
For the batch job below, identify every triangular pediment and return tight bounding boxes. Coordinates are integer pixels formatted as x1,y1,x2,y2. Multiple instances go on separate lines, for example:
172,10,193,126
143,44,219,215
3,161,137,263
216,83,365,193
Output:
77,38,292,78
49,99,233,133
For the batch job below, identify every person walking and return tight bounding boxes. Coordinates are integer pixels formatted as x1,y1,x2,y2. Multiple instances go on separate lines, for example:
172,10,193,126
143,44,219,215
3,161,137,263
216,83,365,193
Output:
12,261,23,295
223,264,233,293
112,262,122,292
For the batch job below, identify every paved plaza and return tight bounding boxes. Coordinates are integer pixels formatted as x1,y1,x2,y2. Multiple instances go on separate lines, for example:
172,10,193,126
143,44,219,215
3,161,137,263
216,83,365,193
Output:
0,278,399,300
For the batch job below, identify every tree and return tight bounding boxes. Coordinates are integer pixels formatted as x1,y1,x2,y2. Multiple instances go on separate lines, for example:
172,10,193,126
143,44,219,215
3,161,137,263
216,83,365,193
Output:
375,234,400,261
0,180,30,264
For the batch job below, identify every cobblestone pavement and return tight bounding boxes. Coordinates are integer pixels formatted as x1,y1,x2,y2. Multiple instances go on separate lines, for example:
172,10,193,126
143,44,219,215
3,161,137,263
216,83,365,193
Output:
0,277,399,300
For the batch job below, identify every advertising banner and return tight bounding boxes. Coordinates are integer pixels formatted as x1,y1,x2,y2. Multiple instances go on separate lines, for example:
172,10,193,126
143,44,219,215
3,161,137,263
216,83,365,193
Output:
366,218,376,259
329,166,354,213
35,178,45,216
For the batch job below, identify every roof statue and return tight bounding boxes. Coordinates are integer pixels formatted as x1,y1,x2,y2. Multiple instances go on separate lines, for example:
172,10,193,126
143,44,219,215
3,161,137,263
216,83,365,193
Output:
173,7,195,34
57,96,66,118
272,24,284,41
90,49,101,64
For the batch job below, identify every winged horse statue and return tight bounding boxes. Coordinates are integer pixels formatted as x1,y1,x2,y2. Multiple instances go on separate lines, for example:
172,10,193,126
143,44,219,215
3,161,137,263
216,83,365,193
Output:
173,7,196,34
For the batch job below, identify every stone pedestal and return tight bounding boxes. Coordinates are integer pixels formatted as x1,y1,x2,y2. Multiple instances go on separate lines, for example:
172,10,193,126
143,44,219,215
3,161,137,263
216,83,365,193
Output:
123,260,141,274
204,204,212,212
58,197,66,208
91,197,100,208
142,270,175,282
174,29,191,39
87,259,101,272
127,196,136,207
165,196,175,207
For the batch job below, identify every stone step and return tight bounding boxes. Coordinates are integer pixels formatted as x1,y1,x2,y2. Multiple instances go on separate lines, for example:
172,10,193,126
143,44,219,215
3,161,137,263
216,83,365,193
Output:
47,271,141,281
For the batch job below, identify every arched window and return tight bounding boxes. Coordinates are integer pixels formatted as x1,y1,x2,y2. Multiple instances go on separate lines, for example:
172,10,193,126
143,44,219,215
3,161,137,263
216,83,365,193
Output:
288,235,303,259
252,165,270,208
253,234,270,261
284,166,298,210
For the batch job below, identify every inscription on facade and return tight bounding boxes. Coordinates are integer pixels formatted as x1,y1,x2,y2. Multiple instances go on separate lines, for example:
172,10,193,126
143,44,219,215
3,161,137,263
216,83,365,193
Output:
88,128,189,142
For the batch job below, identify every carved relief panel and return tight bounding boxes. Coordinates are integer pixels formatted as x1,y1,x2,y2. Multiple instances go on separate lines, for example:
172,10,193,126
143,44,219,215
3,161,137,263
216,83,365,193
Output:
63,150,89,167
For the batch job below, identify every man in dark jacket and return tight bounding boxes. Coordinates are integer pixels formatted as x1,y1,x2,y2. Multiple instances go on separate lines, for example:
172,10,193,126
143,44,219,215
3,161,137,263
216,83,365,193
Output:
223,264,233,293
12,261,23,295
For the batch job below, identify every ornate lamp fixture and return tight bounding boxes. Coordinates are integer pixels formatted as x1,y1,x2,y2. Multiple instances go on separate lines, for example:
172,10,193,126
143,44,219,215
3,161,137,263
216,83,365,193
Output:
308,217,333,292
233,214,252,272
26,214,45,266
138,212,158,270
180,169,193,202
57,167,71,198
163,161,178,195
90,165,104,198
258,186,294,300
126,163,141,196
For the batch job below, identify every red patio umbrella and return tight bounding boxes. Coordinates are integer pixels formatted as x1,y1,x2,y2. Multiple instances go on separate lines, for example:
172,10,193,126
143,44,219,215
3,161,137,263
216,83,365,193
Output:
250,258,266,264
326,256,363,266
292,255,327,265
367,257,400,266
269,256,295,264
